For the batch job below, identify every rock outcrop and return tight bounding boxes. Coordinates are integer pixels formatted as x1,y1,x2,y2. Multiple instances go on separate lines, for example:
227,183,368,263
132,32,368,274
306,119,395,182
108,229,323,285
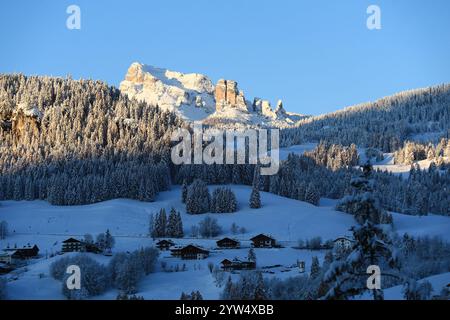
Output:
214,79,248,112
274,100,287,117
10,102,41,140
119,63,216,120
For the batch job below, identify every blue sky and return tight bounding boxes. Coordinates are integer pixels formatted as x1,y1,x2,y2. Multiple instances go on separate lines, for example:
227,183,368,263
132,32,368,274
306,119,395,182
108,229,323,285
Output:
0,0,449,115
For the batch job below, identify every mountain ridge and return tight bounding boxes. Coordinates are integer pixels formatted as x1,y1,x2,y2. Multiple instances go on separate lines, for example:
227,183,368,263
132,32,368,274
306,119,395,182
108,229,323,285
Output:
119,62,307,128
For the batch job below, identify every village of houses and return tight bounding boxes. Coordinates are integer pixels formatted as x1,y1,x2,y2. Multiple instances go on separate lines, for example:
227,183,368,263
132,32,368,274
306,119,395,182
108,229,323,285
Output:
0,186,368,299
0,231,354,278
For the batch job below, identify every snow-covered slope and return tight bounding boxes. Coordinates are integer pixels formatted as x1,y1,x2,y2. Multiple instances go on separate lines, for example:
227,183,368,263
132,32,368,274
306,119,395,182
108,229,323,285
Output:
1,185,449,300
119,62,307,127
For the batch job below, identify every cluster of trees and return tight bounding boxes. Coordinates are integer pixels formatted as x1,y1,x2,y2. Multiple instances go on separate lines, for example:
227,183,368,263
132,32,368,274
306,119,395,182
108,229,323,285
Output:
93,229,115,253
297,237,333,250
185,179,211,214
394,234,450,282
184,179,238,214
280,84,450,152
304,142,359,170
374,163,450,216
190,216,222,238
50,254,110,299
0,74,184,205
221,272,268,300
50,247,159,299
394,138,450,165
149,208,184,238
180,291,203,300
211,187,237,213
109,247,159,294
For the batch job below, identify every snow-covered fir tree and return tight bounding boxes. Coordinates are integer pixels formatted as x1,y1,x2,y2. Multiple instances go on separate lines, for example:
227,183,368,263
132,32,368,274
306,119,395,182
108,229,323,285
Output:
310,256,321,279
167,207,184,238
211,187,237,213
305,183,320,206
336,163,393,224
181,180,188,203
186,179,210,214
249,167,262,209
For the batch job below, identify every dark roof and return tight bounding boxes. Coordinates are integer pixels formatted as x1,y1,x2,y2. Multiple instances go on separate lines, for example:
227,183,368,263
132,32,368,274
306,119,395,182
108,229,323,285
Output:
62,238,82,243
333,237,354,242
11,245,39,258
250,234,275,241
221,259,233,264
156,239,175,245
180,245,209,254
216,237,239,244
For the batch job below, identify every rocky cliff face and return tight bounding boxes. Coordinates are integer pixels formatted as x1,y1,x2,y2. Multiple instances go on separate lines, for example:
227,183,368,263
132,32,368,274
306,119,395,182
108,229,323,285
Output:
0,102,42,140
119,62,306,127
214,79,248,112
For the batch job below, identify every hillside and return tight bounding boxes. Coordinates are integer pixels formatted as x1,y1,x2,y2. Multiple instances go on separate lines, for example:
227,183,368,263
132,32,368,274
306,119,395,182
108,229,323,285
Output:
280,84,450,150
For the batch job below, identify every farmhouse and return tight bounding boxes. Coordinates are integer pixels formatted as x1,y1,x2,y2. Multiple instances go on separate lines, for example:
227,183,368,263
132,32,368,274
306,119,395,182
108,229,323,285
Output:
156,239,175,251
216,237,240,249
220,258,256,271
250,234,276,248
62,238,84,253
61,238,101,253
333,237,354,251
171,245,209,260
10,244,39,260
180,245,209,260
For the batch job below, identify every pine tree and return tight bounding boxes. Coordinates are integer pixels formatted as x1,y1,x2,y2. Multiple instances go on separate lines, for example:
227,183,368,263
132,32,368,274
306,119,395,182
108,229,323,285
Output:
323,163,400,300
153,209,167,238
104,229,115,252
249,167,262,209
336,162,391,224
181,180,188,203
254,272,268,300
175,212,184,238
310,256,320,279
221,276,235,300
166,207,178,237
249,186,261,209
323,221,399,300
305,183,320,206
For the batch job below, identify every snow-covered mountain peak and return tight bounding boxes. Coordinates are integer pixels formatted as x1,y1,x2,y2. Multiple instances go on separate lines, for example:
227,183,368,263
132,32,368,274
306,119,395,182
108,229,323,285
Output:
119,62,307,127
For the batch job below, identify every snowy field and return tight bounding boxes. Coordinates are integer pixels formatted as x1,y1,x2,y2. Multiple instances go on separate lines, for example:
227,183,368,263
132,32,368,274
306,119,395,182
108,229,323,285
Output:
1,185,449,299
